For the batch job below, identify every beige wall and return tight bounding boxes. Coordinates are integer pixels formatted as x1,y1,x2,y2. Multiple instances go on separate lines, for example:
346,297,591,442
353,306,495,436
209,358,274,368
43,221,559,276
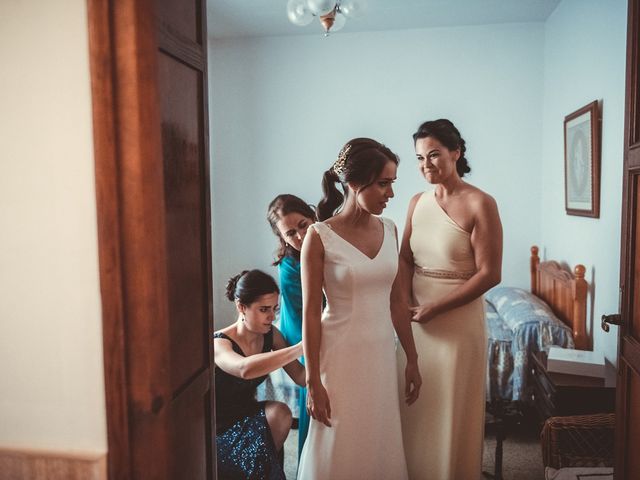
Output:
0,0,107,452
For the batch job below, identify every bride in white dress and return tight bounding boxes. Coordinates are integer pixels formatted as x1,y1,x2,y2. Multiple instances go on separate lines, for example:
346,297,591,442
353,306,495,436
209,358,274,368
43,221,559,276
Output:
297,138,421,480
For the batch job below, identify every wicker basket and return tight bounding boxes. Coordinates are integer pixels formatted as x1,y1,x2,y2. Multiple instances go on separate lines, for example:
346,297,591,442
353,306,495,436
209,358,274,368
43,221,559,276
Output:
540,413,615,469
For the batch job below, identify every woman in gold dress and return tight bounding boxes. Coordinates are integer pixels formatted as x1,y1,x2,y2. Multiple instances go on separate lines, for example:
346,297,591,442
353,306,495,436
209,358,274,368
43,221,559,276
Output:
397,119,503,480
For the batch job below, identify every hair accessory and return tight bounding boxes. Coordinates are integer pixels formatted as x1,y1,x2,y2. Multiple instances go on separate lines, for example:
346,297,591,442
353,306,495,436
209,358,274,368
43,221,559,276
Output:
331,144,351,176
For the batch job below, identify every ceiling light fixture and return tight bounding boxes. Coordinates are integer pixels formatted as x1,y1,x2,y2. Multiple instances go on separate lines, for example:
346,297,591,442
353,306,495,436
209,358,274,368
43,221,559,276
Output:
287,0,367,36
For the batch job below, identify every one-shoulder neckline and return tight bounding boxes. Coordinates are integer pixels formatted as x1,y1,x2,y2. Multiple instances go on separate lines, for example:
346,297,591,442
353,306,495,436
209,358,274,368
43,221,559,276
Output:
321,217,386,261
427,190,472,235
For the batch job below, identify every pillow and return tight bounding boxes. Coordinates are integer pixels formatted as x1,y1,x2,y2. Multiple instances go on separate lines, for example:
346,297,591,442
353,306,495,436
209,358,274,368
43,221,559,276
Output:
545,466,613,480
485,287,571,333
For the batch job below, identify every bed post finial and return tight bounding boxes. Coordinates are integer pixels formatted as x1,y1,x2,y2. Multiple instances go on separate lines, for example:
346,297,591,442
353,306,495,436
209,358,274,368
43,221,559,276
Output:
530,245,540,295
572,264,588,349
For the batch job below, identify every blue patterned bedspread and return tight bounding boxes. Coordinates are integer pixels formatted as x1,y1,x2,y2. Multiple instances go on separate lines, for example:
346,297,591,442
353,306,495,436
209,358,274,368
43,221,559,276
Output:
485,287,575,402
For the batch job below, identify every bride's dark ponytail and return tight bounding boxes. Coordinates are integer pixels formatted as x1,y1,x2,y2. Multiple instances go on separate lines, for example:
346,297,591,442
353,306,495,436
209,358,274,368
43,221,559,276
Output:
317,169,345,222
317,138,399,221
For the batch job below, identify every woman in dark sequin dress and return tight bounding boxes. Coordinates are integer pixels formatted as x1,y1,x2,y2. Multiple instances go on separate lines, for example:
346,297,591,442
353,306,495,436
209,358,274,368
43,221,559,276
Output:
215,270,305,480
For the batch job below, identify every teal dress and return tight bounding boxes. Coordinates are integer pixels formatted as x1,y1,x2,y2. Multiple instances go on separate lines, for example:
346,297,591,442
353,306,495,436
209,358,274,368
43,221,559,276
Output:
278,254,309,458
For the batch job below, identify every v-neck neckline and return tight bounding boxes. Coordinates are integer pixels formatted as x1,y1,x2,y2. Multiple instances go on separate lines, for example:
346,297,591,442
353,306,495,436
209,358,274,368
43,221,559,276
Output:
325,218,386,260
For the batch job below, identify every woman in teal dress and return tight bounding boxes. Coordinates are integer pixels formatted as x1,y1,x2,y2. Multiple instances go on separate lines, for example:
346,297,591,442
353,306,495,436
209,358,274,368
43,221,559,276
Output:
267,194,316,458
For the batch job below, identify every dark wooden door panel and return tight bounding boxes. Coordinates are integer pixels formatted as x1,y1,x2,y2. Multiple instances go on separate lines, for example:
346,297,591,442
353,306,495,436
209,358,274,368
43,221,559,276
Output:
156,0,202,45
627,0,639,145
634,175,640,341
630,145,640,168
617,364,640,478
89,0,213,478
169,370,211,479
156,0,213,477
616,1,640,478
629,373,640,479
157,52,209,394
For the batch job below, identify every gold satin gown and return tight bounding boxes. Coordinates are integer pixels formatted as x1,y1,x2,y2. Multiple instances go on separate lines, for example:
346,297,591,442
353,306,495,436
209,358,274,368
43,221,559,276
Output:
398,191,486,480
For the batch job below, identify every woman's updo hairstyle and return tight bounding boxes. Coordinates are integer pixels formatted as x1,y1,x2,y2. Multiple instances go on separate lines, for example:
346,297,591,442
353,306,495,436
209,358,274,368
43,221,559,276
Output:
413,119,471,178
267,194,317,265
225,269,279,305
317,137,399,221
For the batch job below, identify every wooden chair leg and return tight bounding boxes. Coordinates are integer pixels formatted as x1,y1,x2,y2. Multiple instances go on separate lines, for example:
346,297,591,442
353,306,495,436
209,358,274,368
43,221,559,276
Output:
482,417,504,479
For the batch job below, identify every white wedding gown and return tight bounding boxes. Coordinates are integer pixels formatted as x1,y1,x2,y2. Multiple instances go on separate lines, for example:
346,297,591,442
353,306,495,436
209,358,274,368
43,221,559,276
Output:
297,217,408,480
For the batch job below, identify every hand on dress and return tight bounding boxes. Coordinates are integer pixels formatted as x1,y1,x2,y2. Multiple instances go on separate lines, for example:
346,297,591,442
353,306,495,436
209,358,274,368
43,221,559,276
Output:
306,380,332,427
404,361,422,405
409,302,437,323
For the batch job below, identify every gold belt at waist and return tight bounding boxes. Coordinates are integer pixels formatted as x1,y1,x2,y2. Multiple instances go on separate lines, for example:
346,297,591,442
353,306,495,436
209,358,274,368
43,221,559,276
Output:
414,265,476,280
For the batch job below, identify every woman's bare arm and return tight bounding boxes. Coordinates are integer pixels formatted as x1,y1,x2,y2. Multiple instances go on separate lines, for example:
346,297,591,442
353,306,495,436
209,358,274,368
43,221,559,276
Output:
398,193,422,313
391,194,423,403
391,263,422,405
272,327,306,387
301,227,332,426
214,337,302,380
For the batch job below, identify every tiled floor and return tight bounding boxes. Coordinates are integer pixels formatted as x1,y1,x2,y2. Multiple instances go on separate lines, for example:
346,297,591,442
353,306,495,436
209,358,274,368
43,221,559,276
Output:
283,428,298,479
283,422,543,480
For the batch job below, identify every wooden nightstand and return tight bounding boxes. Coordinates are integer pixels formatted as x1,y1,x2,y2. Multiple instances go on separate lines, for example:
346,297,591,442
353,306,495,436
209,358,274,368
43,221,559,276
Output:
529,351,616,420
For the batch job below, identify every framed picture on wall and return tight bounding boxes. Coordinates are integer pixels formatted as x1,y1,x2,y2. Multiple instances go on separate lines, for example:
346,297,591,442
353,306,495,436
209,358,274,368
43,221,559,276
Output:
564,100,601,218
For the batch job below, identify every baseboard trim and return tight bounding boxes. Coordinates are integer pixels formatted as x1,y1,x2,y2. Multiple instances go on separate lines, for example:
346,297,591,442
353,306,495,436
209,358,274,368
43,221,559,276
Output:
0,447,107,480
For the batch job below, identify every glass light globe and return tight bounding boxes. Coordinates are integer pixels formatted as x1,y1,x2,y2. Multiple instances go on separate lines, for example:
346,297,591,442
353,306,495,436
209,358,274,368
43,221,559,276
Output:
339,0,367,18
307,0,336,16
287,0,314,26
330,12,346,32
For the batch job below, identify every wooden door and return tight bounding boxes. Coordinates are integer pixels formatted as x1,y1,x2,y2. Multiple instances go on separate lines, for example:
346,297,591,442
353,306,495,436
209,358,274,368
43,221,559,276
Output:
611,0,640,478
87,0,214,479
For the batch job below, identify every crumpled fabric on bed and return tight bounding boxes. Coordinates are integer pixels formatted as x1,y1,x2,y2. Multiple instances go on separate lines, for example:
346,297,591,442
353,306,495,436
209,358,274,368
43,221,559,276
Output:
485,287,575,401
485,300,514,401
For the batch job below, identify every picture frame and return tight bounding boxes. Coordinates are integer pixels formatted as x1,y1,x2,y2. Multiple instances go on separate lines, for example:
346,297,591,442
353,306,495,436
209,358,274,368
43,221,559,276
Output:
564,100,601,218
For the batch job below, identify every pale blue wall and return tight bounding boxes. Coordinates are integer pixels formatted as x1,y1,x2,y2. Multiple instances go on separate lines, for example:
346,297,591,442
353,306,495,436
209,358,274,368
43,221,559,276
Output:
209,23,545,327
540,0,627,363
209,2,629,365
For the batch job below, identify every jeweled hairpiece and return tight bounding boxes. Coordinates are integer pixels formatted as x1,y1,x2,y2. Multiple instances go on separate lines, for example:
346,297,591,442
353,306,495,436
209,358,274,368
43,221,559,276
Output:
331,144,351,176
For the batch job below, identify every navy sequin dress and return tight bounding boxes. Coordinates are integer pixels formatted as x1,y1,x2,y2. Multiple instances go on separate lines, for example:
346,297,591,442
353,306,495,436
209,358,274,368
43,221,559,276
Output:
214,330,286,480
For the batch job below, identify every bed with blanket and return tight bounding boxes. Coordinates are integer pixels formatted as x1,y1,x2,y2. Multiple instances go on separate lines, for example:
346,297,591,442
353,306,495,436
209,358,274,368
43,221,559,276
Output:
484,246,588,403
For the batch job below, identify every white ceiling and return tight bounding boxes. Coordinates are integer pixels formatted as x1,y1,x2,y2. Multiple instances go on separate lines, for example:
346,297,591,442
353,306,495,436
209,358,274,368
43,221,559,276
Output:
207,0,561,39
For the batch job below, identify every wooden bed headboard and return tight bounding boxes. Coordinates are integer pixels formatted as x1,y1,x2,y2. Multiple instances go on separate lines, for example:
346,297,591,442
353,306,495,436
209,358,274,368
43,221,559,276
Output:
530,245,588,350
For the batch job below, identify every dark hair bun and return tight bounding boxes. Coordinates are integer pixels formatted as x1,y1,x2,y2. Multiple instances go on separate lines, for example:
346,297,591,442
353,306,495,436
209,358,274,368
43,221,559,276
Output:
456,156,471,177
225,269,279,305
225,270,248,301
